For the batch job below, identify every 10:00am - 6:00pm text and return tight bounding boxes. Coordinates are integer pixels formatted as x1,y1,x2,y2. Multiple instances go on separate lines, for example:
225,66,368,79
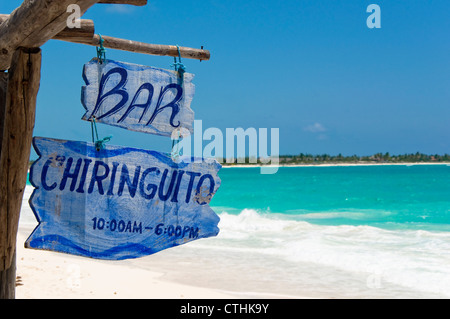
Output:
91,217,200,239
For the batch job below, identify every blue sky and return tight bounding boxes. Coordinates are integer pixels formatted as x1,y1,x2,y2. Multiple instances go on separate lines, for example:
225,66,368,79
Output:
2,1,450,158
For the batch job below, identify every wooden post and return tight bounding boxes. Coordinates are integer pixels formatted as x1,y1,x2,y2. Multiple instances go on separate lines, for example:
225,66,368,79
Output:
0,72,7,150
0,71,12,299
0,252,15,299
0,47,41,299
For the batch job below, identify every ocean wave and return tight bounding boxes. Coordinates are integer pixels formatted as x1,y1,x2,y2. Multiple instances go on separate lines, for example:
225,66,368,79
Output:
208,209,450,297
20,185,450,297
284,209,393,221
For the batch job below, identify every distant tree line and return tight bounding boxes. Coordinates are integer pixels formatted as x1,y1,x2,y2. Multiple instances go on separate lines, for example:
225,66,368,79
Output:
222,152,450,165
29,152,450,167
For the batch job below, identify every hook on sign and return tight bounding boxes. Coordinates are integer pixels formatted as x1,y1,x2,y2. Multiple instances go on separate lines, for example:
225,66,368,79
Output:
90,116,112,151
171,45,186,83
96,34,107,64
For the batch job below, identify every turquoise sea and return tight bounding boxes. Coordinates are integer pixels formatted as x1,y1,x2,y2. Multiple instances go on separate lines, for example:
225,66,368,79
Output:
134,164,450,298
23,164,450,298
213,165,450,231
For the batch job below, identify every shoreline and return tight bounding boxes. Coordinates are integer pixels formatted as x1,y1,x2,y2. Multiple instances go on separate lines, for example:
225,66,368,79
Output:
17,202,309,299
16,224,309,299
15,225,238,299
16,166,450,298
221,162,450,168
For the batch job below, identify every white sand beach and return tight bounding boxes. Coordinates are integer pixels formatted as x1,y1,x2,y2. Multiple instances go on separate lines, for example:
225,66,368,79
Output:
15,167,450,299
16,179,315,299
15,186,236,299
15,226,236,299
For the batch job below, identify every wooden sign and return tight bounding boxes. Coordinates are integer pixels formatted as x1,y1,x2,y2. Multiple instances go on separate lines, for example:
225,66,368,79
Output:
81,59,195,137
25,137,221,260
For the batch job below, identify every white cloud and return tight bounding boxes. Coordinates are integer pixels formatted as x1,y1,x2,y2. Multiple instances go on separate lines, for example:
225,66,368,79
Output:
303,122,327,133
105,4,135,14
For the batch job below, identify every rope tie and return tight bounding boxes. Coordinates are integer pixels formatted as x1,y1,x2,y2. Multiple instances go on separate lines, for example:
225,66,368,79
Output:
96,34,106,64
171,45,186,82
91,117,112,151
171,129,182,160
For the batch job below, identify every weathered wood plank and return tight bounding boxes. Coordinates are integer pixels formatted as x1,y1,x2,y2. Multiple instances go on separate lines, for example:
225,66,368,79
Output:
52,20,95,44
0,11,209,62
0,48,41,272
0,72,7,153
0,0,100,70
97,35,210,61
56,34,210,61
0,15,95,44
0,251,15,299
0,71,13,299
82,59,195,136
26,137,221,260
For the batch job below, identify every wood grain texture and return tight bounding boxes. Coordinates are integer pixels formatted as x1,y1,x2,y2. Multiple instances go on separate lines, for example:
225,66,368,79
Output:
57,34,210,61
0,0,99,70
81,59,195,137
0,15,95,45
0,8,209,62
0,71,14,299
0,251,15,299
0,48,41,272
0,72,7,151
96,35,211,61
26,137,222,260
48,19,95,44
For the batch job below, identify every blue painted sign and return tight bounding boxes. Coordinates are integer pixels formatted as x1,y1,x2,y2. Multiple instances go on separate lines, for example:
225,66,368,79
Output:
81,59,195,137
25,137,221,260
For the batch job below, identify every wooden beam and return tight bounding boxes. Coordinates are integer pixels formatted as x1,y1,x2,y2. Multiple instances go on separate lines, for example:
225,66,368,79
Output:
98,35,210,61
0,48,41,278
0,1,208,62
57,34,210,61
2,11,208,61
0,14,10,24
98,0,148,5
53,20,95,43
0,15,95,44
0,0,100,70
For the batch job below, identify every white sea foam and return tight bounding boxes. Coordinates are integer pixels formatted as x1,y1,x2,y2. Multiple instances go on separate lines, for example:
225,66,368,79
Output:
284,209,393,221
192,208,450,297
19,186,38,226
20,186,450,298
